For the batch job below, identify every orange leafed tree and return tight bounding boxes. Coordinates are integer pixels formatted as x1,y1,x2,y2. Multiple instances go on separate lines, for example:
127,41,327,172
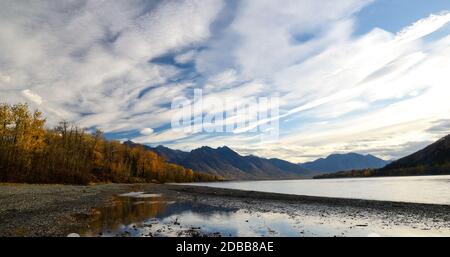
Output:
0,103,220,184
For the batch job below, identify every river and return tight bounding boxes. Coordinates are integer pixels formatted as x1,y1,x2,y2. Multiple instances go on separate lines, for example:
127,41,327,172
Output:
186,175,450,205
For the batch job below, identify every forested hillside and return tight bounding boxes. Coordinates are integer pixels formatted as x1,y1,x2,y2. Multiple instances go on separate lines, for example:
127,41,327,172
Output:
0,103,219,184
315,134,450,179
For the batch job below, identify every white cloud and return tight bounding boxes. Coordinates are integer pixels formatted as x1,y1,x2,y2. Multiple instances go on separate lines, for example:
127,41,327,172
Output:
196,0,371,79
140,128,154,136
197,8,450,162
0,0,223,129
175,50,198,64
395,11,450,43
1,0,450,163
0,73,11,84
22,89,42,105
134,129,193,144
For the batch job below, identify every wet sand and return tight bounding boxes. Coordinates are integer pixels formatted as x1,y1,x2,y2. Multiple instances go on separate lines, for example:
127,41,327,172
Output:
0,183,449,237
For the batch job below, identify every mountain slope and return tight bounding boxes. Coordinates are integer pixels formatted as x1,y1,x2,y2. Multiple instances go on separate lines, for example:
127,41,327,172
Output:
299,153,389,173
168,146,315,180
379,134,450,173
151,145,190,164
315,134,450,179
125,142,314,180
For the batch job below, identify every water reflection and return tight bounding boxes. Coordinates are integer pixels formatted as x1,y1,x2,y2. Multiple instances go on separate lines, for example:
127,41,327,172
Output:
81,193,306,237
82,195,167,236
81,194,240,237
80,192,450,237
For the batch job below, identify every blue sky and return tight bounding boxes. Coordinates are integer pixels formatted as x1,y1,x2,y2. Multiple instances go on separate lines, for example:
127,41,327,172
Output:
1,0,450,162
356,0,450,34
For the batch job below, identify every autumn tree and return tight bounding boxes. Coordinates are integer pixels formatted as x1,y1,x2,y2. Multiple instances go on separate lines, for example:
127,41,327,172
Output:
0,103,219,184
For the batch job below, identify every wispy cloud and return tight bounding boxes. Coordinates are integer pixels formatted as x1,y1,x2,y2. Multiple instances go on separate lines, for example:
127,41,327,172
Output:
1,1,450,162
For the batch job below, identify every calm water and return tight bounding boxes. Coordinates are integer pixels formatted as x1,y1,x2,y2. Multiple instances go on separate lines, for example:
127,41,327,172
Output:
80,192,449,237
188,175,450,205
81,194,307,237
76,175,450,237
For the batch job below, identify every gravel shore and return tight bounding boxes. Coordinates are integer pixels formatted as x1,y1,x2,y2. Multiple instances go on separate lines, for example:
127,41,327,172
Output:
0,183,449,237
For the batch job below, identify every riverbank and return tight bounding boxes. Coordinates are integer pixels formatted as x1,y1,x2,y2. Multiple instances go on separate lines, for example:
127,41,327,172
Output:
0,183,449,237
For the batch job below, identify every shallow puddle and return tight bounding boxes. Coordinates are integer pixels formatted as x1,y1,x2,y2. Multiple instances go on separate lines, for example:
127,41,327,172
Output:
79,192,450,237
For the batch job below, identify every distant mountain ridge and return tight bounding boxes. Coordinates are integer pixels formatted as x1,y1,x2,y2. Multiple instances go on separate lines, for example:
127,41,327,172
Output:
299,153,389,173
124,142,315,180
315,134,450,179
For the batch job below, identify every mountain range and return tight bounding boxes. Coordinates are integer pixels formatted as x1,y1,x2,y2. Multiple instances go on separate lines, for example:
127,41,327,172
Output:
315,134,450,179
128,143,314,180
299,153,389,173
125,141,391,180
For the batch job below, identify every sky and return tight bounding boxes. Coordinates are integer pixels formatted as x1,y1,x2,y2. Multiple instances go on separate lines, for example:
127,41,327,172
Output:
1,0,450,163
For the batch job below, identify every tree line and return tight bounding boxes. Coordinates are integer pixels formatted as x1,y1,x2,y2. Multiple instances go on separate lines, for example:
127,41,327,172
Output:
314,165,450,179
0,103,220,184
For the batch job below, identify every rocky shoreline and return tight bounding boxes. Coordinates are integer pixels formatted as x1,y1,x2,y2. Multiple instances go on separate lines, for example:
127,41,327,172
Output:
0,183,449,237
